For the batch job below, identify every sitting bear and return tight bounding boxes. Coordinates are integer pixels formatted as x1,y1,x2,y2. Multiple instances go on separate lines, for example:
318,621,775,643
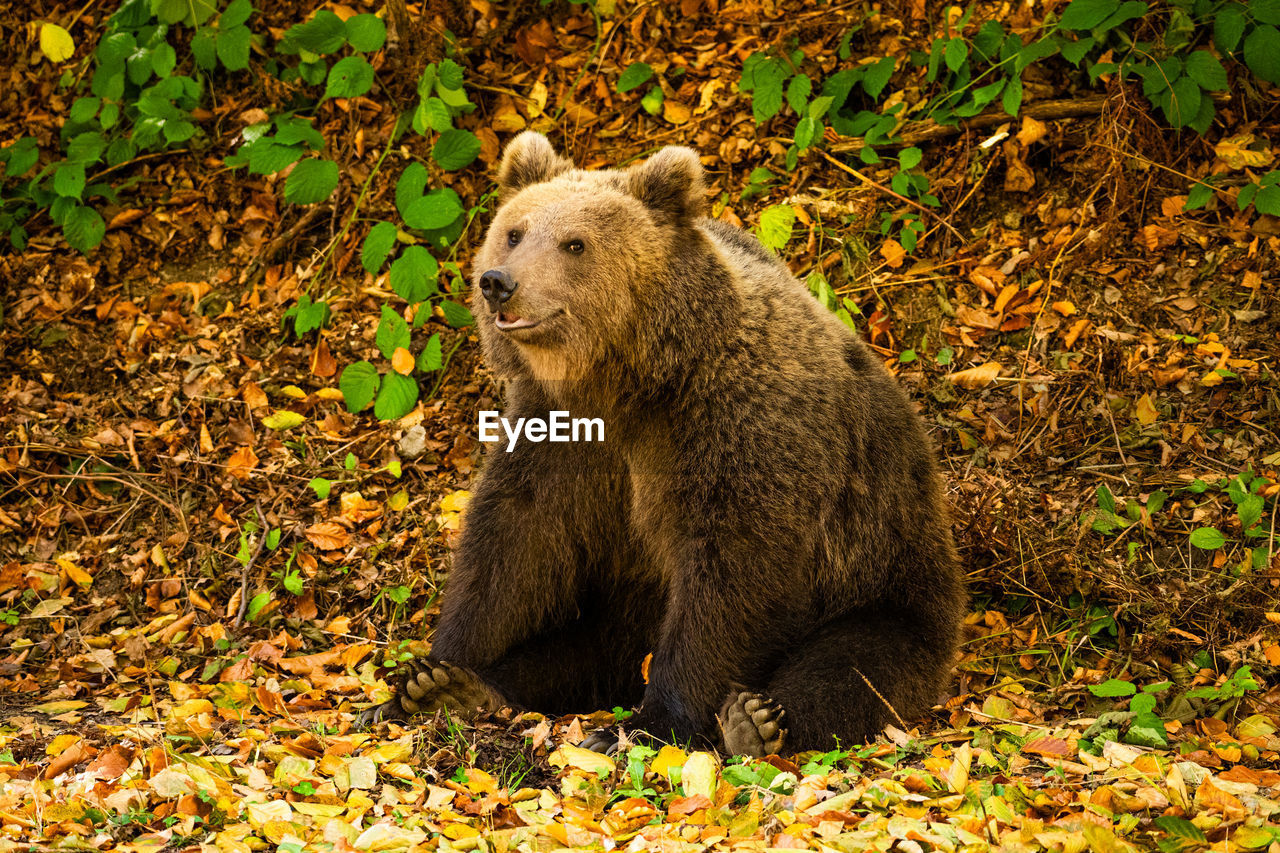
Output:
364,132,966,756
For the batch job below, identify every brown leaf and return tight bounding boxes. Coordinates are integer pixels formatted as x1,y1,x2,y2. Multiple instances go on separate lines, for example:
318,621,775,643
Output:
311,338,337,378
305,522,351,551
1016,116,1047,146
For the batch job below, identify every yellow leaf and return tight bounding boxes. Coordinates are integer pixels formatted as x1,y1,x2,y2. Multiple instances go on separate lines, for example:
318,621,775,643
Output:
440,490,471,513
1051,300,1076,316
39,23,75,63
1214,134,1273,170
548,745,615,775
663,100,691,124
57,558,92,587
651,745,687,779
391,347,414,375
948,361,1003,390
1134,393,1158,425
316,387,344,401
280,384,307,399
388,489,408,511
262,410,306,430
46,734,82,756
681,751,718,801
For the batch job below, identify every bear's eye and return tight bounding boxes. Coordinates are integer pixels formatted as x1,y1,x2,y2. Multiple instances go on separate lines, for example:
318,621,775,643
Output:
565,239,585,254
507,230,522,247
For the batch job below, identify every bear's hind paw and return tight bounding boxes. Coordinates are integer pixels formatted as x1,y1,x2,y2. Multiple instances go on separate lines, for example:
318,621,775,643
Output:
719,692,787,758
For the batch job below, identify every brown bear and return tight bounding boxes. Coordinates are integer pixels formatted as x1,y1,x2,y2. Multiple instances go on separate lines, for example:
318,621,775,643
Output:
363,132,966,757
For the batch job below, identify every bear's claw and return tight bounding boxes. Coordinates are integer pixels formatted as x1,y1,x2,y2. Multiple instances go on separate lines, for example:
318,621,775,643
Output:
719,691,787,757
358,658,506,727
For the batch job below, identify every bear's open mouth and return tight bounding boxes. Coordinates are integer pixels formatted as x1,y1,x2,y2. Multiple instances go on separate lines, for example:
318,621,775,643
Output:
494,312,541,331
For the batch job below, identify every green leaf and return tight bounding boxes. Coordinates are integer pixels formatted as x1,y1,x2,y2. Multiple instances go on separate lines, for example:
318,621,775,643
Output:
414,97,453,134
1089,678,1136,697
345,13,387,52
62,204,105,252
282,10,347,54
53,162,86,198
1130,692,1156,715
374,372,419,420
192,28,217,69
69,96,100,124
785,74,811,114
376,305,411,358
325,56,374,99
439,300,474,328
404,189,464,230
432,129,480,171
1238,493,1264,531
899,147,923,170
1162,76,1201,128
743,55,787,123
1058,0,1120,30
756,204,795,253
222,0,254,28
1184,50,1228,91
1256,182,1280,215
943,38,968,72
395,161,429,218
1214,5,1247,52
640,86,664,115
862,56,895,98
151,42,177,77
419,333,443,371
1127,712,1168,747
1257,0,1280,24
309,477,332,500
1060,35,1094,65
438,58,464,90
339,361,379,413
1244,25,1280,85
362,221,398,274
794,116,820,150
1153,817,1206,843
389,246,440,302
1185,179,1215,210
284,158,339,205
216,26,251,71
617,62,654,93
1096,484,1116,515
1189,526,1226,549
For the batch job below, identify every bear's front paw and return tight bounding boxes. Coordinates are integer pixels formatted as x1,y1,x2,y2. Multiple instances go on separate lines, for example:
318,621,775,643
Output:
719,692,787,757
359,658,507,727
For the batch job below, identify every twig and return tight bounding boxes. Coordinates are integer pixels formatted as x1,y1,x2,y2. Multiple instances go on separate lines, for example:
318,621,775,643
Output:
827,93,1233,154
818,148,963,241
239,204,328,286
234,502,269,627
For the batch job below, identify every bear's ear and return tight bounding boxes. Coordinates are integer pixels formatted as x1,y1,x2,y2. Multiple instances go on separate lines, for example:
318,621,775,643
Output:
627,146,706,224
497,132,572,197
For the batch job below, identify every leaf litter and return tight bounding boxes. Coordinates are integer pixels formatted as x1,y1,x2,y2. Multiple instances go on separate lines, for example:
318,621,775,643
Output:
1,0,1280,849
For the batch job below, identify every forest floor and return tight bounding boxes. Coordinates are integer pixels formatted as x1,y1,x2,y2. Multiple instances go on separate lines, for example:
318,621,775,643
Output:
2,0,1280,850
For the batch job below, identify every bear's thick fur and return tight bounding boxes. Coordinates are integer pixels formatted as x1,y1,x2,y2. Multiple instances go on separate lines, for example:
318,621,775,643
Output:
367,133,965,756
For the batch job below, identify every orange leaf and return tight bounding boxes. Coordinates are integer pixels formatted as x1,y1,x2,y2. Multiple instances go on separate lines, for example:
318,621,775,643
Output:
1051,300,1076,316
305,522,350,551
227,446,258,481
391,347,415,376
879,238,905,269
994,284,1020,314
948,362,1003,390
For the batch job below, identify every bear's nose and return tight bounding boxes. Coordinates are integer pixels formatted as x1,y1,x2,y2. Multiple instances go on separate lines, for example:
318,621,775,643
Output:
479,269,518,311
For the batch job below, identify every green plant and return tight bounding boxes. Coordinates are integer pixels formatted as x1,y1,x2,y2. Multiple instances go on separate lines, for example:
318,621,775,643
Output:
729,0,1280,267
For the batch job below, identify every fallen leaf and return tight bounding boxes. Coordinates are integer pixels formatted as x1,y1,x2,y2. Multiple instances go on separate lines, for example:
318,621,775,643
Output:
948,362,1003,390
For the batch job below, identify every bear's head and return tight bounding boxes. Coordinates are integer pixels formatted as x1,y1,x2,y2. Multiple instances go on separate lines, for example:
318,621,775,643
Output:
472,132,706,383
